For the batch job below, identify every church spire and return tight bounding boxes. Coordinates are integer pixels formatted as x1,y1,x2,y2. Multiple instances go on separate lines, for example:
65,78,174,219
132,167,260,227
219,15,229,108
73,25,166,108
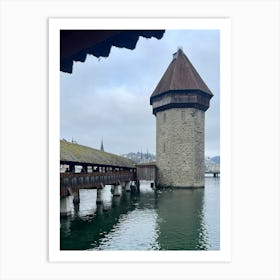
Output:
100,138,104,151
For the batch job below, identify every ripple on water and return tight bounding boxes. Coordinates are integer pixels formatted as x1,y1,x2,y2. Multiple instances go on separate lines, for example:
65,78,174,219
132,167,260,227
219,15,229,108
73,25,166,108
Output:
61,179,220,251
90,208,160,250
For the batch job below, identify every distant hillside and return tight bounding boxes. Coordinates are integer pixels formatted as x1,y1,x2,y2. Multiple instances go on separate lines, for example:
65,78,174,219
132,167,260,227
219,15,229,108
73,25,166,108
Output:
205,156,220,172
210,156,220,164
122,152,220,166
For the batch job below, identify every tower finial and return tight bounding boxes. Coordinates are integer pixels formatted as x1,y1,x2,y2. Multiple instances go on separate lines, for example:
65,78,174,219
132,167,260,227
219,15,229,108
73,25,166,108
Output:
173,47,183,59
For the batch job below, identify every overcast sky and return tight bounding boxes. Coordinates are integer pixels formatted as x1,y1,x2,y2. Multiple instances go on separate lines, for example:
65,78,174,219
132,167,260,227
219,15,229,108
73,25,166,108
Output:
60,30,220,157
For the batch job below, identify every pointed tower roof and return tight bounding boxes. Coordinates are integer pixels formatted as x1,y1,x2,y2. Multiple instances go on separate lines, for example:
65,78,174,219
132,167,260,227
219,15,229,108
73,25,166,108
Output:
150,49,213,115
151,48,213,99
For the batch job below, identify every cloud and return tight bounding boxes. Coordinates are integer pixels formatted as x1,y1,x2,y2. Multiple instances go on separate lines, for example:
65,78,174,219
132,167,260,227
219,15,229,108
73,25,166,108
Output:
60,30,220,156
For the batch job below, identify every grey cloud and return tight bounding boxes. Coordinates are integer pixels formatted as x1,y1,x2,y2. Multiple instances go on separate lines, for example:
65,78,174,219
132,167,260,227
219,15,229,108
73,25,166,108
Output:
61,30,220,156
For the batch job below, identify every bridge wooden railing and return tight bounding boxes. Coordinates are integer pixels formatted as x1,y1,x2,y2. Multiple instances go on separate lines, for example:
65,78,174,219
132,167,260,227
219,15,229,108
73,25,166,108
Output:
60,171,136,197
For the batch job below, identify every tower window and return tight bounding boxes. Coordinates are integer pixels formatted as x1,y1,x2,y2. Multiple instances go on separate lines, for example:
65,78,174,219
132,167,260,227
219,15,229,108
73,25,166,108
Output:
163,143,166,153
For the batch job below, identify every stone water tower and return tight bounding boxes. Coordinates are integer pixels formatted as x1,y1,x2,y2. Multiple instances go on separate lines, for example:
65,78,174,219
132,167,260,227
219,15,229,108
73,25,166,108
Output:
150,48,213,187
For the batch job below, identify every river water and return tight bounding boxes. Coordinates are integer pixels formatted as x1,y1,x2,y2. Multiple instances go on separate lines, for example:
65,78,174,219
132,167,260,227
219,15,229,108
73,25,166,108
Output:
60,177,220,250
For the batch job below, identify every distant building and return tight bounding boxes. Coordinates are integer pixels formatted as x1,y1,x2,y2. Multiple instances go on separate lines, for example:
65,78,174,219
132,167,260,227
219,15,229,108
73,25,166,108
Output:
150,48,213,187
122,151,156,164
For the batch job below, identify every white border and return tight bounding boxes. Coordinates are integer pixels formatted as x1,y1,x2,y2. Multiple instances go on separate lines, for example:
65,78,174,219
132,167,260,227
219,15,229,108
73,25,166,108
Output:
49,18,231,262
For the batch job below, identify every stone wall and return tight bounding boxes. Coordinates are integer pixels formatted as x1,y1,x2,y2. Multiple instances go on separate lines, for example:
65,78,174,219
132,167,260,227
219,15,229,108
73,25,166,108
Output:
156,108,205,187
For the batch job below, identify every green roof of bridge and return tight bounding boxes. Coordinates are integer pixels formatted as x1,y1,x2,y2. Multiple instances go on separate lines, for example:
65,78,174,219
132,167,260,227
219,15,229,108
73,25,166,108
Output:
60,140,135,168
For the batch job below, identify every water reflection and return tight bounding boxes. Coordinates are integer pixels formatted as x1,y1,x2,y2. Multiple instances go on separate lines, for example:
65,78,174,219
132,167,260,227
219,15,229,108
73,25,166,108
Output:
155,188,208,250
60,179,220,250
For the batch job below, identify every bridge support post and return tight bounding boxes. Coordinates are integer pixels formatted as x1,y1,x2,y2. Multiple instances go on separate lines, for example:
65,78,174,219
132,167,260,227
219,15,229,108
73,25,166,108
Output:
96,183,104,204
113,184,122,196
120,181,126,189
73,191,80,211
96,188,103,204
60,196,72,216
136,180,140,192
125,181,131,192
73,191,80,205
130,181,137,192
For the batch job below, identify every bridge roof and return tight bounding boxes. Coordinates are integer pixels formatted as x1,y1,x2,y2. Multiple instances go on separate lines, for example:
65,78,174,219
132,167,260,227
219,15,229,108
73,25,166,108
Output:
61,30,165,73
60,140,135,168
150,48,213,99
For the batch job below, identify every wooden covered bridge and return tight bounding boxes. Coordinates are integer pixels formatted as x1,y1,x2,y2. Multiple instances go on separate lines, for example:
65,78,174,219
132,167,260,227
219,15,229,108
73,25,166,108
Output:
60,140,157,215
60,140,137,195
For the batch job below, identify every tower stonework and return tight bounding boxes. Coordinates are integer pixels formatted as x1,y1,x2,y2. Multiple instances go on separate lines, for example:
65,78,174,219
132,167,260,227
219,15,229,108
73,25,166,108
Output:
150,49,213,188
